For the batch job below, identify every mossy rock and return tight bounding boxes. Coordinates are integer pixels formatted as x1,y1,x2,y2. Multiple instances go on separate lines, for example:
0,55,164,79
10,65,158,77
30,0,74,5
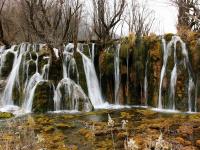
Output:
13,83,23,106
0,112,14,119
74,52,88,94
58,81,93,111
82,44,91,58
120,34,135,59
48,58,62,86
99,50,114,76
30,51,38,60
164,33,174,42
0,51,15,78
32,81,54,113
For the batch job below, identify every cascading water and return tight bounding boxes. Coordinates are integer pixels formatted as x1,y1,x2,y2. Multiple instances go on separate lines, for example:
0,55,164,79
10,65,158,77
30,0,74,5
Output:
158,36,195,112
53,43,90,112
158,38,168,109
79,50,104,108
54,78,92,112
169,64,177,110
22,73,43,113
1,44,27,106
144,60,148,106
114,44,121,104
188,78,195,112
91,43,95,63
126,48,129,102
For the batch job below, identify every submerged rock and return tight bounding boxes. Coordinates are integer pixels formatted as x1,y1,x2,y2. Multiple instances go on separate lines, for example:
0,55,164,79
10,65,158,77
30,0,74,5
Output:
0,112,14,119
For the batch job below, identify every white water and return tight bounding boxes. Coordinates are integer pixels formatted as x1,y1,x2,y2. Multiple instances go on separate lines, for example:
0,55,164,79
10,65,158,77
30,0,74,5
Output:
126,48,129,103
188,78,195,112
53,78,91,111
114,44,121,104
195,80,198,112
1,44,27,106
158,36,195,112
91,43,95,63
144,60,148,105
22,73,43,113
169,65,177,110
78,50,104,108
158,38,168,109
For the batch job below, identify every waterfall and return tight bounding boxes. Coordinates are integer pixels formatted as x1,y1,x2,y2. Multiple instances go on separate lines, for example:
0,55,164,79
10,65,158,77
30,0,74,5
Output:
188,78,195,112
144,60,148,106
169,41,178,110
91,43,95,63
53,78,91,111
53,43,90,111
169,65,177,110
195,80,198,112
114,44,121,104
158,38,168,109
1,44,27,106
78,50,104,108
158,36,195,112
126,48,129,103
22,73,43,113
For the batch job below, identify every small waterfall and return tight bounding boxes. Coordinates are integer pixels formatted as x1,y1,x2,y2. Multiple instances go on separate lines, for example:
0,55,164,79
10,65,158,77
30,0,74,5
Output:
158,36,195,112
114,44,121,104
144,60,148,106
188,78,195,112
22,73,43,113
169,64,177,110
126,48,129,103
169,41,178,110
53,43,89,111
54,78,91,111
158,38,168,109
195,80,198,112
91,43,95,63
78,50,104,108
1,44,27,106
42,57,50,80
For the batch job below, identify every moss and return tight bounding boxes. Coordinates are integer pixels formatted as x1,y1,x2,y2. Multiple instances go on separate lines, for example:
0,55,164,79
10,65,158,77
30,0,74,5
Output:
74,52,88,94
43,126,55,133
32,81,54,113
0,112,14,119
99,50,114,76
0,52,15,78
164,33,174,42
56,123,75,129
30,51,37,60
82,44,91,57
120,34,135,59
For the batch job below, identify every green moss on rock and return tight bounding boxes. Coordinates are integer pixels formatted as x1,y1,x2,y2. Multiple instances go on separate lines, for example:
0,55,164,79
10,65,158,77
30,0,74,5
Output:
74,52,88,94
32,81,54,113
0,52,15,78
0,112,14,119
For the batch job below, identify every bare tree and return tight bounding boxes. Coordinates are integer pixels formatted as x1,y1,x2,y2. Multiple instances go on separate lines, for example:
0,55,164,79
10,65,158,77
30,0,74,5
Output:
170,0,200,32
126,0,155,37
17,0,82,47
92,0,126,48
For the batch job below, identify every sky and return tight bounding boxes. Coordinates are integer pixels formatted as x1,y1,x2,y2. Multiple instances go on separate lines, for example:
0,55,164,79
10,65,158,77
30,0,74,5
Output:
148,0,178,34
